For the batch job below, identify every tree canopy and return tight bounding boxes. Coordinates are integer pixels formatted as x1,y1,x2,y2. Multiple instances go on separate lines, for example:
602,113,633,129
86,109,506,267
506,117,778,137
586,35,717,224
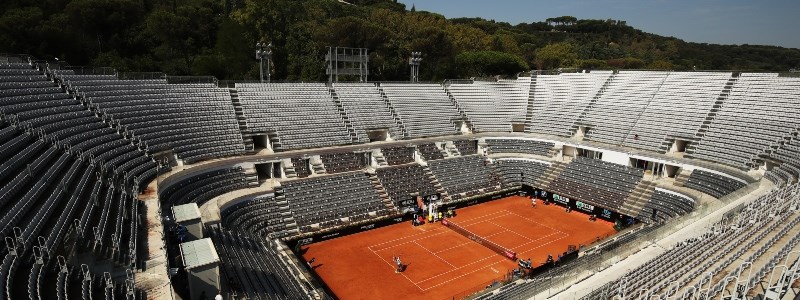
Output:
1,0,798,81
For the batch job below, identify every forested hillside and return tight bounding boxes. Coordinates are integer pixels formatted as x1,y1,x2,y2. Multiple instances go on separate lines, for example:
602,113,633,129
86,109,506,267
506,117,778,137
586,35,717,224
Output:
2,0,798,81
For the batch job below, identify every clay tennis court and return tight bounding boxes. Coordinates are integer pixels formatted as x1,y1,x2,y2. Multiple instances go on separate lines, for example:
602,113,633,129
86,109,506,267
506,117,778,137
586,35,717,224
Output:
300,196,617,300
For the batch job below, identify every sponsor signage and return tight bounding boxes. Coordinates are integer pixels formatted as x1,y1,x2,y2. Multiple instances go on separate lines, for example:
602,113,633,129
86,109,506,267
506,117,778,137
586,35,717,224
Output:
504,250,517,260
575,201,595,212
523,186,635,224
399,199,415,207
553,194,570,205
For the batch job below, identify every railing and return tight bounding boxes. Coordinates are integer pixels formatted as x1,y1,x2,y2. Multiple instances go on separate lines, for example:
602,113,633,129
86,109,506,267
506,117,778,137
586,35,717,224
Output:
117,72,166,80
49,65,114,76
450,268,516,299
166,76,218,85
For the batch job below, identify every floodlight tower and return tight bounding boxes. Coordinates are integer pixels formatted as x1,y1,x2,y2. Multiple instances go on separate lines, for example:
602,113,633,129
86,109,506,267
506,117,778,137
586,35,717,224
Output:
409,52,422,83
256,41,273,83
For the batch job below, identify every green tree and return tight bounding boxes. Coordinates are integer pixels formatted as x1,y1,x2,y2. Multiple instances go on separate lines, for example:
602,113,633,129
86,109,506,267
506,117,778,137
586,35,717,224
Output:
535,42,577,69
455,51,529,76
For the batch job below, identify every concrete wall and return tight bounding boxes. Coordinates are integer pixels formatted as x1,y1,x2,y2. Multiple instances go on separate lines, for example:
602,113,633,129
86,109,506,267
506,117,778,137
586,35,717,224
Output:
188,263,220,300
179,218,203,241
601,149,630,166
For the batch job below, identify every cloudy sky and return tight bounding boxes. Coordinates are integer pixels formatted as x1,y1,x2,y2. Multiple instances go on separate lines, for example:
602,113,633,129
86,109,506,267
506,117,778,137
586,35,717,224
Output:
397,0,800,49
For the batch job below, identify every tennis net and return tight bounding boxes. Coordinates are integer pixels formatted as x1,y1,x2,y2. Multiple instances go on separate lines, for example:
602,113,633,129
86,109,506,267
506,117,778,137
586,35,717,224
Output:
441,218,517,261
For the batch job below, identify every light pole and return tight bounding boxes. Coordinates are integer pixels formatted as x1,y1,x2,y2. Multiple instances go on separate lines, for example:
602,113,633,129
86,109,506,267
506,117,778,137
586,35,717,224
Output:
409,51,422,83
256,41,272,83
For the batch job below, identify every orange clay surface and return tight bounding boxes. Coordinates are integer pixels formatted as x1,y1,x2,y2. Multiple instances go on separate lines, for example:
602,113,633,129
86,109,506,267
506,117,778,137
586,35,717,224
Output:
301,196,617,300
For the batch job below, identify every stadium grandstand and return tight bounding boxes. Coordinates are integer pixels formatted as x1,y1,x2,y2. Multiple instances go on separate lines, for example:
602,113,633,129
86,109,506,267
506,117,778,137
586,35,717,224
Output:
1,50,800,300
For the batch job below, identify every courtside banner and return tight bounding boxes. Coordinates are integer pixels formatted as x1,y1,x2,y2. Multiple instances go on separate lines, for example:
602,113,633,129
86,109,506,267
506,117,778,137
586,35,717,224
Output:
528,187,634,223
286,214,411,250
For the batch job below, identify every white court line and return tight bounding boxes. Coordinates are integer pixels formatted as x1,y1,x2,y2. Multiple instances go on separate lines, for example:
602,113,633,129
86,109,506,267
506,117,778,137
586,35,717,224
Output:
420,234,572,291
370,230,450,252
414,241,456,269
488,220,535,242
433,241,472,254
370,211,513,252
364,207,575,292
508,231,564,252
456,210,510,224
367,226,445,249
420,259,506,291
514,234,570,256
369,247,424,291
431,229,510,254
507,210,567,235
415,254,499,284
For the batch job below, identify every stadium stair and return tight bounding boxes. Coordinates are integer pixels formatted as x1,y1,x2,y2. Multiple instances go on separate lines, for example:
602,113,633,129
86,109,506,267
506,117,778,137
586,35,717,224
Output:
377,85,408,138
421,164,451,202
436,143,451,158
619,181,657,219
524,75,538,133
538,161,567,188
282,158,298,179
570,71,617,138
309,156,327,175
366,171,396,208
243,167,260,186
228,88,255,152
372,149,389,167
673,169,692,187
445,141,461,157
443,84,475,133
270,186,300,237
686,74,739,157
329,87,367,144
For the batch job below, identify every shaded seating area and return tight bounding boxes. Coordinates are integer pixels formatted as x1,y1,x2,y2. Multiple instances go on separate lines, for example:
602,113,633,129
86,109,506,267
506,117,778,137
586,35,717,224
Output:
427,155,499,201
290,157,311,178
221,193,297,238
381,146,415,165
485,138,554,156
764,135,800,186
54,72,245,164
376,164,438,206
279,172,388,230
416,143,444,160
546,157,643,210
319,152,365,173
683,169,747,198
159,167,253,206
207,225,308,300
493,159,550,187
639,190,696,222
453,140,478,155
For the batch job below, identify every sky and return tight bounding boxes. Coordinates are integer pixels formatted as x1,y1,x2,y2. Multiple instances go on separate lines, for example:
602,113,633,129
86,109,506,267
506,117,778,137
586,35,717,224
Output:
397,0,800,49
